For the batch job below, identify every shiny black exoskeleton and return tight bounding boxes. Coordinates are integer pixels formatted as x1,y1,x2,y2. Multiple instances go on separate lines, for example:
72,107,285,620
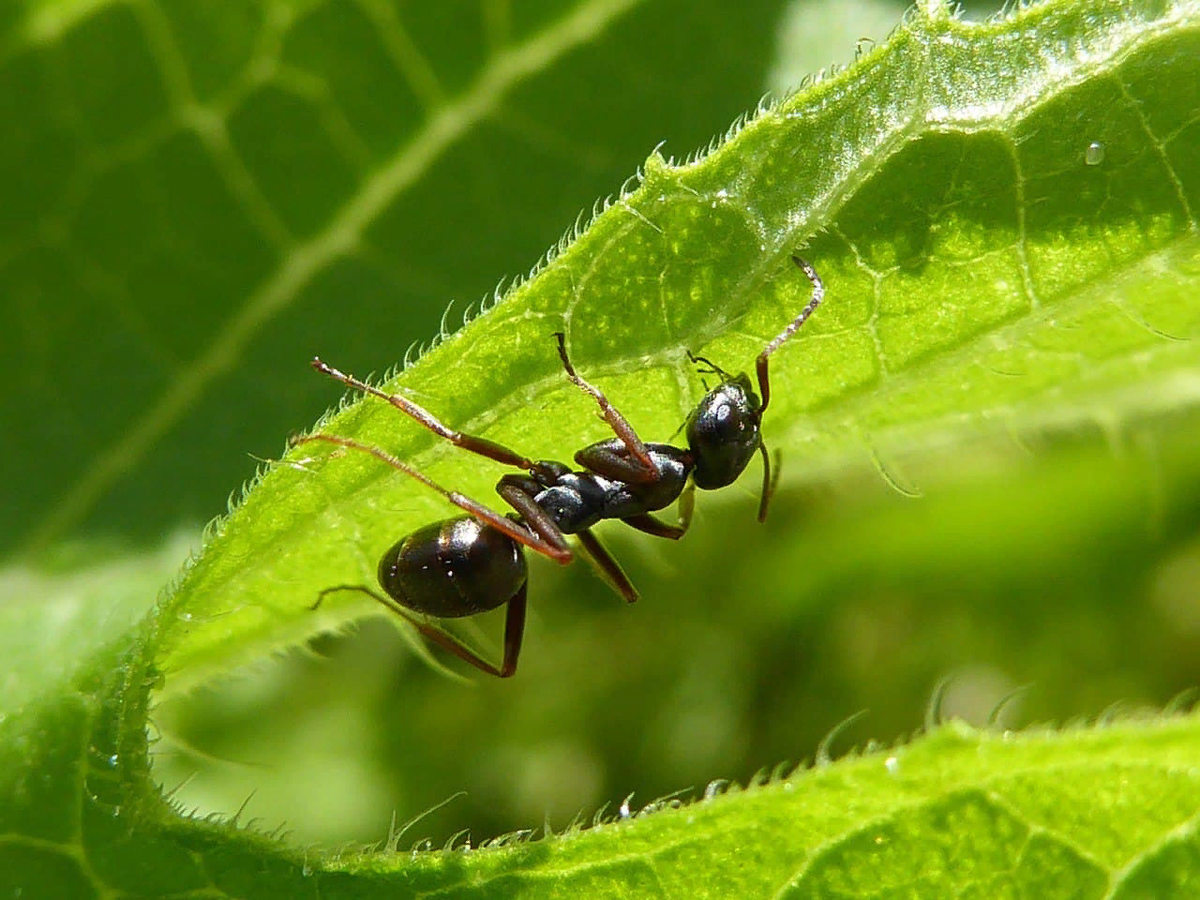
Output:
686,373,761,490
295,255,824,677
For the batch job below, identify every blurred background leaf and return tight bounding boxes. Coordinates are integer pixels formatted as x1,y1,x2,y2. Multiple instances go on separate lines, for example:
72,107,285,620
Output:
4,0,1200,885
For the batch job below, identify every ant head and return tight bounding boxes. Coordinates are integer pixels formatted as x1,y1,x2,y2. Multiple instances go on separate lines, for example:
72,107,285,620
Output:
684,372,762,490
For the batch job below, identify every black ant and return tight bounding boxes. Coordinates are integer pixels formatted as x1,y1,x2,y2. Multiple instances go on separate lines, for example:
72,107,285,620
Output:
291,255,824,677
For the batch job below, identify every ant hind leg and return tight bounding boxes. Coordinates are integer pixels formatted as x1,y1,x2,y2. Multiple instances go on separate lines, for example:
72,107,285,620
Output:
309,582,527,678
403,584,526,678
575,529,639,603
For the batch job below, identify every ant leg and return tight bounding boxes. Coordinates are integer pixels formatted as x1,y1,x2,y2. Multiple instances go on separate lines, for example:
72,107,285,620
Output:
312,583,525,677
686,350,735,382
406,594,524,677
621,514,685,541
575,529,639,603
496,477,575,556
623,480,695,538
552,332,658,478
574,440,663,486
496,583,528,677
497,476,642,602
311,358,537,470
311,583,373,611
291,433,572,564
755,256,824,415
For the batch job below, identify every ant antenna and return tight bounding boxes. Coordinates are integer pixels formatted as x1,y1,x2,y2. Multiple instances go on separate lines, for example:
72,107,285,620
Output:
685,350,734,382
756,255,824,415
756,446,783,523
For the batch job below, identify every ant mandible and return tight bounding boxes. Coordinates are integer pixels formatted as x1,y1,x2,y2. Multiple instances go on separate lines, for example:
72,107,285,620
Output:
291,255,824,677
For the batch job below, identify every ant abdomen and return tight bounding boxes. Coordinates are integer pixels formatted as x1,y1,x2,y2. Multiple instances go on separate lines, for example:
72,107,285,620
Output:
378,517,527,619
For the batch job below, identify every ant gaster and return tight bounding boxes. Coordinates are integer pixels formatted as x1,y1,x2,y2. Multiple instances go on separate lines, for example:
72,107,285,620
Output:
292,255,824,677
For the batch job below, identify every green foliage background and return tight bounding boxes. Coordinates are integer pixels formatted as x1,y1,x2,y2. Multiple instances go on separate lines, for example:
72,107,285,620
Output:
3,0,1200,896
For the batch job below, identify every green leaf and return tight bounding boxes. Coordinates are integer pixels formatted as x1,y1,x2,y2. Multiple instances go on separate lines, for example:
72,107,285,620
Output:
0,537,191,897
5,0,1200,897
8,590,1200,898
162,0,1200,689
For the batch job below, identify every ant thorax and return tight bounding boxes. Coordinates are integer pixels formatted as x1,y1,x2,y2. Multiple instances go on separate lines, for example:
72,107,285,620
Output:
526,444,691,534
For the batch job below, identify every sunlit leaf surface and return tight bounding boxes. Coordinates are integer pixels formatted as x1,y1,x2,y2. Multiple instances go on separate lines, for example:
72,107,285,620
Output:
3,0,1200,896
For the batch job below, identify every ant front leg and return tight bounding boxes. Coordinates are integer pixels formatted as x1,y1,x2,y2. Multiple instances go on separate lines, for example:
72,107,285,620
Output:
553,332,659,481
620,477,695,540
622,514,685,541
575,529,640,603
